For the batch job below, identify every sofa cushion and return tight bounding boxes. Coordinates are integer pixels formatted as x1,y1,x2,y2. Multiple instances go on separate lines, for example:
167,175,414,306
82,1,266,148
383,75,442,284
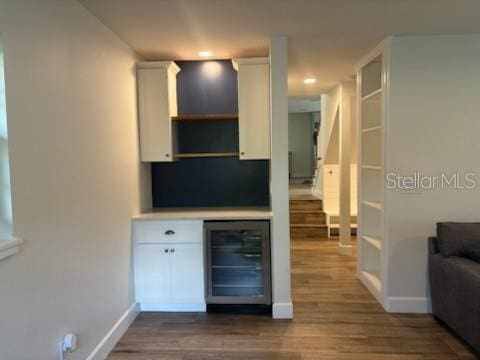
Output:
429,255,480,352
437,222,480,262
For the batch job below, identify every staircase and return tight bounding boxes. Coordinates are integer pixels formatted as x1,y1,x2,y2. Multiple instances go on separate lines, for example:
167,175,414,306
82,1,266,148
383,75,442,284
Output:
289,199,328,239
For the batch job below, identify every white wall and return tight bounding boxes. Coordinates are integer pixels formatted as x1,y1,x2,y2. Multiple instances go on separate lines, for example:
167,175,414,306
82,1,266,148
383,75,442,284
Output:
323,164,357,215
270,36,292,319
323,110,339,164
319,86,342,163
313,85,340,197
314,82,357,211
288,112,313,178
385,35,480,308
0,0,150,358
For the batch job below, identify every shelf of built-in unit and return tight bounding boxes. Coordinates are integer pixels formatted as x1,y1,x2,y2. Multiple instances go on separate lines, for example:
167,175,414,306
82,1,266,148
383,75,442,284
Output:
362,200,382,210
361,88,382,102
174,152,239,159
172,114,238,121
362,235,381,250
362,126,381,134
361,270,381,293
362,165,381,170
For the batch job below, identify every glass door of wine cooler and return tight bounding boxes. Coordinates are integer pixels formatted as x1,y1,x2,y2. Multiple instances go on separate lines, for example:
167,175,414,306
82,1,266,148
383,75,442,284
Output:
205,221,271,304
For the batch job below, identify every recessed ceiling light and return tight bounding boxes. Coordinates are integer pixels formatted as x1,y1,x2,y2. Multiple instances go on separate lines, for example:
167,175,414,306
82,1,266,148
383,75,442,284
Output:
304,78,316,85
198,51,213,58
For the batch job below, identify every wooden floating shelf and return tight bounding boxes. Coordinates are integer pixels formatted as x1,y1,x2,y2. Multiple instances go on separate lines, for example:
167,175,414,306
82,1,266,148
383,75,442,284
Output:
174,152,239,159
172,114,238,121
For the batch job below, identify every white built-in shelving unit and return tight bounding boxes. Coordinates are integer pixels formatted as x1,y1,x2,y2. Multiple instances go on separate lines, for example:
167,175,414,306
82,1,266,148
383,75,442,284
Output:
357,48,386,304
356,35,480,314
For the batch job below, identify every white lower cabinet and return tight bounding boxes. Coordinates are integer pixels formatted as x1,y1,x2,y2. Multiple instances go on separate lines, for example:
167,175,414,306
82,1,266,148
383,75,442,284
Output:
170,243,203,304
133,220,205,311
135,244,172,304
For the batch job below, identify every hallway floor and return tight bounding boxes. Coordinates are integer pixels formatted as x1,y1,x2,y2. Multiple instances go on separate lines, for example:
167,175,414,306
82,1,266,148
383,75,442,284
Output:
108,239,475,359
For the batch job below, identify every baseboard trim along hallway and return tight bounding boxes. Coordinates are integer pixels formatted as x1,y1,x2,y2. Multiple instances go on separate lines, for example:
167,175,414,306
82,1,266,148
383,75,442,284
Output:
87,303,140,360
338,242,353,255
386,297,432,314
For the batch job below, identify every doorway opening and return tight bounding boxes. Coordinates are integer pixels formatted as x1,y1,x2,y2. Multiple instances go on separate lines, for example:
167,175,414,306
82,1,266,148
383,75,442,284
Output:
288,96,320,198
288,84,357,247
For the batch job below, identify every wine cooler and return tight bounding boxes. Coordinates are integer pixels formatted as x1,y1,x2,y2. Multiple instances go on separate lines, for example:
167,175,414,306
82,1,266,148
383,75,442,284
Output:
204,221,271,304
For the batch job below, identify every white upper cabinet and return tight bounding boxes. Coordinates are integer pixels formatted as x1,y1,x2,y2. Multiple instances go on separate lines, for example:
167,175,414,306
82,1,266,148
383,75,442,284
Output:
233,58,271,160
136,61,180,162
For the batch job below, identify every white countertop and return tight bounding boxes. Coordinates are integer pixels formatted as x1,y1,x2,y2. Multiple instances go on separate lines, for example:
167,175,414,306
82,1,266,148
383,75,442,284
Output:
133,207,273,221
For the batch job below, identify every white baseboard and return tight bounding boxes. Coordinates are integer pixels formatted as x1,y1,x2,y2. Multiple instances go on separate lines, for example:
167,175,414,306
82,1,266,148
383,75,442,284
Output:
86,302,139,360
140,303,206,312
272,302,293,319
358,271,382,304
0,237,23,261
338,242,352,255
312,188,322,199
386,297,432,314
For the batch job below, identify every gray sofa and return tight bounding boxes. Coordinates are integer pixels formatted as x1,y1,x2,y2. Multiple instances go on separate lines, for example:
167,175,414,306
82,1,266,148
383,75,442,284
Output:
429,222,480,353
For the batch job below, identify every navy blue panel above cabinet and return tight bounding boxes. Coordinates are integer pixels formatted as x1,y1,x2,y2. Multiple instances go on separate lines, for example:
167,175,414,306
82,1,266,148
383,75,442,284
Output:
176,60,238,115
152,158,270,208
176,119,239,153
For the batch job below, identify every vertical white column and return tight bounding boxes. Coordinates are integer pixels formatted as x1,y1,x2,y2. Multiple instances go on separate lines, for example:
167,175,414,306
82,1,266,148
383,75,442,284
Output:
339,84,352,255
270,35,293,319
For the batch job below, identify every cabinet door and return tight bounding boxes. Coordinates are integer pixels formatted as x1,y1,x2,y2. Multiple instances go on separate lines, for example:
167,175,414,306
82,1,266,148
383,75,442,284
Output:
135,244,171,303
170,243,204,304
137,67,173,162
237,62,271,160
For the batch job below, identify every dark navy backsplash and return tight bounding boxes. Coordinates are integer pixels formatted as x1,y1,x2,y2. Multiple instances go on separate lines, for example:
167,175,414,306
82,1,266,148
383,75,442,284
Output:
176,60,238,115
151,60,270,208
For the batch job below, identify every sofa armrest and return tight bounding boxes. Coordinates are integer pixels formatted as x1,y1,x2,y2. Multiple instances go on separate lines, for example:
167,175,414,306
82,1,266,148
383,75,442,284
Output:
429,236,440,255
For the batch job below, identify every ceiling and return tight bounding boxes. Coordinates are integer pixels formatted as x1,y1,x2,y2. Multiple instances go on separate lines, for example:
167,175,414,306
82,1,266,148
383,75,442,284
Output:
80,0,480,96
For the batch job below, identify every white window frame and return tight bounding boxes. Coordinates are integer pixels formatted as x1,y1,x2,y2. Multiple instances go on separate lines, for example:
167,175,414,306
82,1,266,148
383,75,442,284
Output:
0,237,22,260
0,37,19,261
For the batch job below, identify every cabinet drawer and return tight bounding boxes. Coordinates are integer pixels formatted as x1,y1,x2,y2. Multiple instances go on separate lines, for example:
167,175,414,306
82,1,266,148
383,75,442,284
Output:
134,220,203,244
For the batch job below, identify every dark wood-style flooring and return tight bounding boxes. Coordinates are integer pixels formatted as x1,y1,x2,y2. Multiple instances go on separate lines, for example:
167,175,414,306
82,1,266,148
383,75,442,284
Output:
108,239,476,359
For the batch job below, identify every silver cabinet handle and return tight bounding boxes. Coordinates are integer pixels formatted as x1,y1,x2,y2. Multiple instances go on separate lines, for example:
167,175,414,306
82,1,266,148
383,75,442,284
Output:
165,230,175,235
170,248,175,253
